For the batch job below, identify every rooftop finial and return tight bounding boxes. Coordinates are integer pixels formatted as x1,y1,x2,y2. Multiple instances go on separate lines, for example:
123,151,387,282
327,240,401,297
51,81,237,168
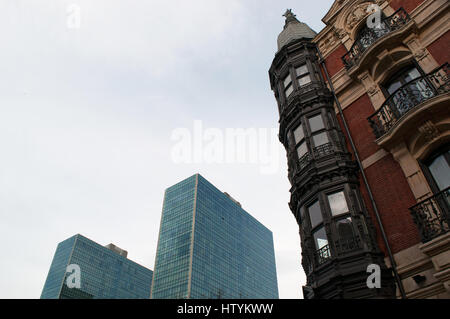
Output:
283,9,296,20
283,9,299,27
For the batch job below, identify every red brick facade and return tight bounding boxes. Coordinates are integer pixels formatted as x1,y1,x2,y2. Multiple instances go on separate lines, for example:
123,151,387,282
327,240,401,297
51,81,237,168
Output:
427,30,450,66
362,155,420,254
335,95,420,255
389,0,426,13
341,94,380,161
323,44,347,78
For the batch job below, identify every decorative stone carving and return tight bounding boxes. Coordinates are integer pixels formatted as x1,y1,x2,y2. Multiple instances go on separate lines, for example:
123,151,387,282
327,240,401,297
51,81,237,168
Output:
333,27,347,39
345,2,371,31
367,84,380,96
414,48,428,61
418,121,440,143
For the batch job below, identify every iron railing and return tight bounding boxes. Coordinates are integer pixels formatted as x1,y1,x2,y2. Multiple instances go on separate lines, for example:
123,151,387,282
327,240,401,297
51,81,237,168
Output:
410,187,450,243
298,142,334,170
368,63,449,138
342,8,410,69
315,244,332,265
313,142,334,158
298,152,312,170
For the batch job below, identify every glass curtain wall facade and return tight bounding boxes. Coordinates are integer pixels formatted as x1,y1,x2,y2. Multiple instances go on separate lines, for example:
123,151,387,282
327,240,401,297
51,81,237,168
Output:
41,234,153,299
151,174,279,299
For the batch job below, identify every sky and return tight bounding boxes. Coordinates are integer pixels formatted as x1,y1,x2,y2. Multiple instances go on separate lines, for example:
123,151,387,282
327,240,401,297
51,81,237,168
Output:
0,0,335,299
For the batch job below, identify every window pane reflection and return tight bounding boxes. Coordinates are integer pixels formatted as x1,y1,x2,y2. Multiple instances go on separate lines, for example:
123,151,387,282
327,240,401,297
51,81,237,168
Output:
298,75,311,87
428,151,450,191
293,124,304,144
336,217,354,239
328,192,349,216
296,65,308,76
297,142,308,159
308,201,323,229
313,227,328,250
309,115,325,132
285,85,294,97
313,132,329,147
284,74,292,87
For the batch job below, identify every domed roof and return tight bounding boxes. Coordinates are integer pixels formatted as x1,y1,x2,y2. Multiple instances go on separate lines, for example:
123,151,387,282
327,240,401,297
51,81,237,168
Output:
277,9,317,51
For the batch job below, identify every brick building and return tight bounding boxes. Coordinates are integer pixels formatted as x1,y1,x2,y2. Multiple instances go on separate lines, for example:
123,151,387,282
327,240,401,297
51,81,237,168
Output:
270,0,449,298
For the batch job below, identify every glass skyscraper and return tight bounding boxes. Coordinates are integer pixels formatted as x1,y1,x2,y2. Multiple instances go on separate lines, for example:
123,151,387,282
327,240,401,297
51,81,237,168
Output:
151,174,279,299
41,234,153,299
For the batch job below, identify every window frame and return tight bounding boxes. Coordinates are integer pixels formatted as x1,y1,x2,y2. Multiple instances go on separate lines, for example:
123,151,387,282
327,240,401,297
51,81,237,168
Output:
419,144,450,194
291,121,309,163
282,72,294,99
381,61,427,98
307,113,330,149
327,191,350,217
295,64,312,88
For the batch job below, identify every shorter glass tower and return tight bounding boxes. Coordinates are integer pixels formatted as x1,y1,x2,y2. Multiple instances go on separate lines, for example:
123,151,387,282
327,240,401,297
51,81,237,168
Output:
41,234,153,299
151,174,279,299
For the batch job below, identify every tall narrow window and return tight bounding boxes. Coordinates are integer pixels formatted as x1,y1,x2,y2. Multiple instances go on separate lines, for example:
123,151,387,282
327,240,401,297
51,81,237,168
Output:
294,124,304,143
308,114,329,148
308,200,323,229
336,217,358,252
313,227,331,263
296,64,311,87
313,227,329,250
283,73,294,98
293,123,309,164
423,148,450,192
297,142,308,159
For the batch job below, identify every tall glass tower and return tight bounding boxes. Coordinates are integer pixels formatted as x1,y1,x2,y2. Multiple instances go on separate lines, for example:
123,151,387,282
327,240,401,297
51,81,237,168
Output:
41,234,153,299
150,174,279,299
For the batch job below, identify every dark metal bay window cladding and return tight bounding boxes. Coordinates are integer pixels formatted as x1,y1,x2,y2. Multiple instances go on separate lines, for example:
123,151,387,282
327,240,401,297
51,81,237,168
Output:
368,63,449,138
342,7,410,69
295,113,335,170
270,10,397,298
410,187,450,243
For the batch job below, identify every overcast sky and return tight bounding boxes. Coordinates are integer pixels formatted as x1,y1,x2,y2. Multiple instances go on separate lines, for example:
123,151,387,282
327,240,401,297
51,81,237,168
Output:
0,0,334,299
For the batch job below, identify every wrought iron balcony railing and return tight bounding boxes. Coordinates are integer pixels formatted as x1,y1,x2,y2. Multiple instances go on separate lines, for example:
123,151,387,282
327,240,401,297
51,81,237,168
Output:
298,152,312,170
368,63,449,139
298,142,335,170
410,187,450,243
315,244,332,265
342,8,410,69
313,142,334,158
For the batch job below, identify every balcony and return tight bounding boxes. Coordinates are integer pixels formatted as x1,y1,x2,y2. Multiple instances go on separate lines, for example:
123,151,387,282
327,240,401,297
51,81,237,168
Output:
298,142,335,170
315,244,332,265
368,63,449,139
342,8,410,70
410,187,450,243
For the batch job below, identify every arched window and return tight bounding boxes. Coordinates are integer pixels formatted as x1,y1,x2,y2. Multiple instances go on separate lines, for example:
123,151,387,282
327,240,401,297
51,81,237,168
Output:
381,64,433,115
354,11,389,51
383,65,422,96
